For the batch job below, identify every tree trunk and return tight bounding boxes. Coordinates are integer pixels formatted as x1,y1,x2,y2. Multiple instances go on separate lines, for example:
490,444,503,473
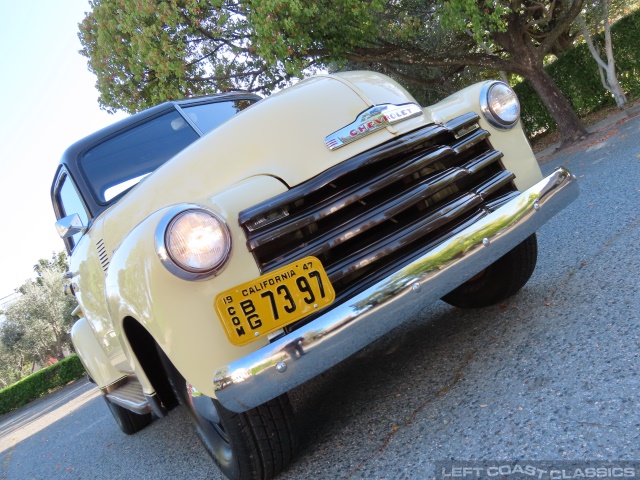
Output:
601,0,627,108
602,62,627,108
52,341,65,361
17,356,23,380
577,11,627,109
523,65,588,146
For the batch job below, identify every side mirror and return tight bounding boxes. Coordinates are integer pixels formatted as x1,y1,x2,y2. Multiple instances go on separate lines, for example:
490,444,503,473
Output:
55,214,87,239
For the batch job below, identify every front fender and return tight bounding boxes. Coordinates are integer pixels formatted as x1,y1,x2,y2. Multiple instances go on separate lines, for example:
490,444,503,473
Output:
70,317,124,389
426,81,543,190
104,175,288,398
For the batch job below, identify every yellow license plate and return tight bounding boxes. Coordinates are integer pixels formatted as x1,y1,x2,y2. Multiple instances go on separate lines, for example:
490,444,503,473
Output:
215,256,335,346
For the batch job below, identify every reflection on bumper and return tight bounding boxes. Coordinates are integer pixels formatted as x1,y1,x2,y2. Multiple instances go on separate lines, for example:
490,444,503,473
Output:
214,167,578,412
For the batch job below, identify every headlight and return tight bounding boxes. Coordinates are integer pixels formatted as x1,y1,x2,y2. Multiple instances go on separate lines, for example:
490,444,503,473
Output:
156,205,232,280
480,81,520,129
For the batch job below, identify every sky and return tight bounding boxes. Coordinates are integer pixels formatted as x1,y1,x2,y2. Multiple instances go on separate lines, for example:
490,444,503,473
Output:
0,1,126,300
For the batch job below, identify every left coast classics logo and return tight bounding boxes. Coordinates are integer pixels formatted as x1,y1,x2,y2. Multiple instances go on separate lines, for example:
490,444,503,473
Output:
324,103,423,150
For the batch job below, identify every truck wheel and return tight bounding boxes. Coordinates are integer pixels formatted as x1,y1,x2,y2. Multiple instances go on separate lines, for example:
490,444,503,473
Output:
441,233,538,308
103,396,152,435
164,359,297,480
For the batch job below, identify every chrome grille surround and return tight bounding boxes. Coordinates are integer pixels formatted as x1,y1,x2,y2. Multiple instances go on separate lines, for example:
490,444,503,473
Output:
239,113,519,322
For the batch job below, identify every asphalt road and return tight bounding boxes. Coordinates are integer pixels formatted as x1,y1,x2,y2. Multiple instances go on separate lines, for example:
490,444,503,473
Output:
1,114,639,480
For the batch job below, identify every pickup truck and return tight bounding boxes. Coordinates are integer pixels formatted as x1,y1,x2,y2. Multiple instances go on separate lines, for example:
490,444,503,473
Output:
51,71,578,480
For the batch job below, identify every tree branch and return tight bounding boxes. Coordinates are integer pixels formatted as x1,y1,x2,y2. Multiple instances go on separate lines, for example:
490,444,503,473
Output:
539,0,585,54
576,14,608,70
301,46,521,74
375,62,463,91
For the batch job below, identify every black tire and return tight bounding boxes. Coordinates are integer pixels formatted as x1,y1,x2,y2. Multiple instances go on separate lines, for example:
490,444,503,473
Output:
163,357,297,480
441,233,538,308
103,396,152,435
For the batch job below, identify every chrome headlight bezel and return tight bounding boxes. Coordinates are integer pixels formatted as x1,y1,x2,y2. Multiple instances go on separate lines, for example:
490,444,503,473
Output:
155,204,232,281
480,81,520,130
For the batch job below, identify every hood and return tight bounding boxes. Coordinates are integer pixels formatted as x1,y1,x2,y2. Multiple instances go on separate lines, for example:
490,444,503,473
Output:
102,72,434,246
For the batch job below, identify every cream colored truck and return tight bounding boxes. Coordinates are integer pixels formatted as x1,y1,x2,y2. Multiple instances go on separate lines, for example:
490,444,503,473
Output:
51,72,578,480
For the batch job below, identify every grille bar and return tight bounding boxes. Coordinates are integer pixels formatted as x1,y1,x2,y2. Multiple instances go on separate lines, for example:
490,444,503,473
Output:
258,149,506,272
324,170,515,283
239,124,449,225
442,111,481,132
240,113,518,305
451,128,490,154
247,145,455,250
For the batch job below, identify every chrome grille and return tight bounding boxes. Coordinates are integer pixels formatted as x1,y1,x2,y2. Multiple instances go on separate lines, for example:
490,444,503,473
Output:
240,113,518,311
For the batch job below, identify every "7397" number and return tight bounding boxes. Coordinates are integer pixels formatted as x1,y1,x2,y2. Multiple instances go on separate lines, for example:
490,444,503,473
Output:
215,257,335,346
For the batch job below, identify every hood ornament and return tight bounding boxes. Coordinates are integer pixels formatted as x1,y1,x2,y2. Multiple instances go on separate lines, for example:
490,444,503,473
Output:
324,103,423,150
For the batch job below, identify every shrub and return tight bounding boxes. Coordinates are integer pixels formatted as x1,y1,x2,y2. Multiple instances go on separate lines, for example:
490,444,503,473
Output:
0,355,86,416
515,9,640,137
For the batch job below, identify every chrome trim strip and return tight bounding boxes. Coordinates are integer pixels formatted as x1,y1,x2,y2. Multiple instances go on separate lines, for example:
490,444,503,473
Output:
215,167,578,413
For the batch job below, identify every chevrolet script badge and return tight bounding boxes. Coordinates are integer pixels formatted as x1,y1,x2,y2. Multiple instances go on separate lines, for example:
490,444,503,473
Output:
324,103,423,151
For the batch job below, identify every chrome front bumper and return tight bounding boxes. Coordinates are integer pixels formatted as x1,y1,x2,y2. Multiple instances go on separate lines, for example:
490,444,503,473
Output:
214,167,578,412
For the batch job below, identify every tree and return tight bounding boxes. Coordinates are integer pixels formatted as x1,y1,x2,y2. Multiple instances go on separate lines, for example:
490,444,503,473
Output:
80,0,592,145
0,253,76,375
0,322,31,386
29,251,69,288
79,0,295,113
437,2,589,144
0,346,17,388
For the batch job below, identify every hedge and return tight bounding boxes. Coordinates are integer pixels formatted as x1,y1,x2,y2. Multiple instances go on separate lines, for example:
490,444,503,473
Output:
515,8,640,137
0,354,86,416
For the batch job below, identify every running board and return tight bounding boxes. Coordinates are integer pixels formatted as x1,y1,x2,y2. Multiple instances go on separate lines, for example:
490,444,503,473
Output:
105,377,153,415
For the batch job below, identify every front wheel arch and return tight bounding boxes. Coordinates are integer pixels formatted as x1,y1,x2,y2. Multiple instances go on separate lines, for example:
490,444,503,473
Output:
157,348,298,480
122,317,179,413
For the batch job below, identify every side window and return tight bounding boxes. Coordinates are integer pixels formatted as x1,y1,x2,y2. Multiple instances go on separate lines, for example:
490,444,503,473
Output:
56,173,89,250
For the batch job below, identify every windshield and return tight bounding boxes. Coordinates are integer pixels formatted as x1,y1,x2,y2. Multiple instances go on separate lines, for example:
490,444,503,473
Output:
79,99,255,204
182,99,254,134
81,110,199,203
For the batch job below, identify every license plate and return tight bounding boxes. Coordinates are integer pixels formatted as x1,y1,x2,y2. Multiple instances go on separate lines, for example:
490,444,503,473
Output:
215,257,335,346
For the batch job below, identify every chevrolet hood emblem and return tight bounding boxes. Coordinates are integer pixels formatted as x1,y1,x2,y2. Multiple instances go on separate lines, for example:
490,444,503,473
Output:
324,103,423,150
